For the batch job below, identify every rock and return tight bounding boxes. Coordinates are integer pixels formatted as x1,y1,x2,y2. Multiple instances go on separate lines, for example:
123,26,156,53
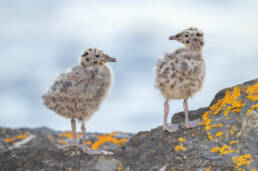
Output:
0,79,257,170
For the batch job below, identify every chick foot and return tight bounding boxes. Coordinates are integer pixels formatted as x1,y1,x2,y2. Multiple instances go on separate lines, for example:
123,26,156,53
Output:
163,123,179,133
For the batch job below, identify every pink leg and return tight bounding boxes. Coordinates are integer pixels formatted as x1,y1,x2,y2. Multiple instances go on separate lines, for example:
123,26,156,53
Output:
81,121,86,151
80,121,113,155
163,99,179,132
71,118,77,145
183,99,200,128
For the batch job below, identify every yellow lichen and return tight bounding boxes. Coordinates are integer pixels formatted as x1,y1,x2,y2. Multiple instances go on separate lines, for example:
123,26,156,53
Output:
86,140,92,145
117,162,123,171
210,145,233,155
178,137,186,142
215,132,224,137
251,169,256,171
175,144,187,152
91,132,128,150
210,99,223,115
207,133,213,141
237,168,246,171
229,140,238,146
246,82,258,101
226,117,231,120
230,126,236,136
232,154,254,168
4,132,30,143
246,103,258,116
205,167,211,171
210,147,220,153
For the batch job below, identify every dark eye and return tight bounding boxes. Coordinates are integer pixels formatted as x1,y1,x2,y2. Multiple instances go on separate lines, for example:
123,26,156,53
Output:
186,40,190,43
82,52,88,56
176,34,180,38
86,58,89,61
197,33,202,36
185,34,189,37
95,55,99,58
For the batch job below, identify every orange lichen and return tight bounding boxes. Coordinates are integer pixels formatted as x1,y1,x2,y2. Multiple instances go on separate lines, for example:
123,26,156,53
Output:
57,139,67,144
178,137,186,142
210,99,223,115
205,124,223,131
246,103,258,116
230,126,236,136
251,169,256,171
232,154,254,168
58,131,81,139
86,140,92,145
226,117,231,120
215,132,224,137
174,144,187,152
91,132,128,150
246,83,258,101
207,133,213,141
4,132,30,143
210,145,233,155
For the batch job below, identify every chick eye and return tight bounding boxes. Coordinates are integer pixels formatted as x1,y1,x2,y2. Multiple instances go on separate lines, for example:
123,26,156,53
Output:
185,34,189,37
95,55,99,58
197,33,202,36
82,52,88,56
186,40,190,43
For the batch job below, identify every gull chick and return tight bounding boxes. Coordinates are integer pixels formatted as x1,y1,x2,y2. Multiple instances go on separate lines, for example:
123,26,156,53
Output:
42,48,117,154
154,27,205,132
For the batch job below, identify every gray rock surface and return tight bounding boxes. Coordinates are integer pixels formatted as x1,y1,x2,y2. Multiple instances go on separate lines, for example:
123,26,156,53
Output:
0,79,257,171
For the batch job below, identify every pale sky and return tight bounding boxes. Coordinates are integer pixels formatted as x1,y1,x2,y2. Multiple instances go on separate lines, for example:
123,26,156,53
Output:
0,0,257,133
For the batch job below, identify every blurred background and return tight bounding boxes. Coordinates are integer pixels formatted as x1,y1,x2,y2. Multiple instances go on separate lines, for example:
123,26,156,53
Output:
0,0,257,133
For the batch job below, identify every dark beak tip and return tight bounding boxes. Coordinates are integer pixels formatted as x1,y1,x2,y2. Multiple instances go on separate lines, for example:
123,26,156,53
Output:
109,57,117,62
169,35,177,40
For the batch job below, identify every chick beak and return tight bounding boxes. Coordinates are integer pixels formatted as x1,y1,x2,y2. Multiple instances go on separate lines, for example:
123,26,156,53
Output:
107,56,117,62
169,34,179,40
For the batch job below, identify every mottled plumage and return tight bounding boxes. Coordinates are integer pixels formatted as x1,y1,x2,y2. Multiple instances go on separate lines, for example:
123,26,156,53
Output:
42,65,112,121
42,48,117,154
154,27,205,132
155,48,205,99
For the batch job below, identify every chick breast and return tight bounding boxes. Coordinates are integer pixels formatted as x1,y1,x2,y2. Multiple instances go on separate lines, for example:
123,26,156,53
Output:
155,48,205,99
42,65,112,121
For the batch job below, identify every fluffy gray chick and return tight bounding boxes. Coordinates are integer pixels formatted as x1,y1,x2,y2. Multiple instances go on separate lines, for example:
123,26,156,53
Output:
154,27,205,132
42,48,117,154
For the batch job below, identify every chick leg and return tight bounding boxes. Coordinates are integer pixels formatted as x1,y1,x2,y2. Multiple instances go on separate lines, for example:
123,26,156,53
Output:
71,118,77,145
80,121,113,156
163,99,179,132
183,99,200,128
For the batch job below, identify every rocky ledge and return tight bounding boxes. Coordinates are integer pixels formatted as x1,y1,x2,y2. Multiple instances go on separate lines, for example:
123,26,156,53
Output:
0,79,257,171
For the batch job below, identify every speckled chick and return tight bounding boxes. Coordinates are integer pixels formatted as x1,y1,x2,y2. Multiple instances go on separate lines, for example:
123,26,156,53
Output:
42,48,117,154
154,27,205,132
